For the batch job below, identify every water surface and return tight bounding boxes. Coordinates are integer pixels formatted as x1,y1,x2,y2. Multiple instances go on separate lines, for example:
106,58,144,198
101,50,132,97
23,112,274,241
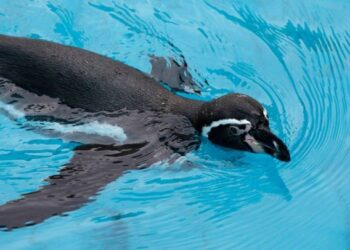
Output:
0,1,350,249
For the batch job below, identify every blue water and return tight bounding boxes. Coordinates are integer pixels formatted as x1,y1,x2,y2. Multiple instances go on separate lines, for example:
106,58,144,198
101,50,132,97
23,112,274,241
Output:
1,1,350,249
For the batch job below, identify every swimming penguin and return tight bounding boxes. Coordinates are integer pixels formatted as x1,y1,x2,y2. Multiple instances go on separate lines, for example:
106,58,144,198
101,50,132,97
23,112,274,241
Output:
0,34,290,229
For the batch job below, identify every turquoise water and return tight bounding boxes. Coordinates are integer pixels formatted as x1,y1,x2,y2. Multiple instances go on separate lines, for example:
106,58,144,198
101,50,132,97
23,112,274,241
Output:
1,1,350,249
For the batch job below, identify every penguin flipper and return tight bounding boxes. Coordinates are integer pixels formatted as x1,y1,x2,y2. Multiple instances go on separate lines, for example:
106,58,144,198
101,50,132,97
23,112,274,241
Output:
0,142,162,230
149,55,205,94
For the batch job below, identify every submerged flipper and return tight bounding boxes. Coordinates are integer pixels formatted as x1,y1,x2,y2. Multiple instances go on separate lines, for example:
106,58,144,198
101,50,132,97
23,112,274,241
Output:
150,56,206,94
0,143,145,229
0,141,180,229
0,115,199,230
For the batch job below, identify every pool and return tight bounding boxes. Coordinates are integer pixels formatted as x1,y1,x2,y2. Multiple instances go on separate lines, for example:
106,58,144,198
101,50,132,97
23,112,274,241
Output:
0,1,350,249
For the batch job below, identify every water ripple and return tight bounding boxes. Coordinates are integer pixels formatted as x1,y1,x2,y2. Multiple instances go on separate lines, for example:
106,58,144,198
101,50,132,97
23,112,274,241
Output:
0,1,350,249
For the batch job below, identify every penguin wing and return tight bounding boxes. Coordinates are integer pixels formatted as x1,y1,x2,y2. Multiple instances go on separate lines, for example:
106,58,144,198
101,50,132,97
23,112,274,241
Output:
150,55,206,94
0,143,143,229
0,130,199,230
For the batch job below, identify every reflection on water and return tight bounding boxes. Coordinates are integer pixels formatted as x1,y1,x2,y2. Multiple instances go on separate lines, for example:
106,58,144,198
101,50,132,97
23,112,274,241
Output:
0,0,350,249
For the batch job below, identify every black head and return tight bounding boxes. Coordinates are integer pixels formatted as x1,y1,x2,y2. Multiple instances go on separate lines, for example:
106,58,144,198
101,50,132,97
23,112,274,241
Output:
198,93,290,162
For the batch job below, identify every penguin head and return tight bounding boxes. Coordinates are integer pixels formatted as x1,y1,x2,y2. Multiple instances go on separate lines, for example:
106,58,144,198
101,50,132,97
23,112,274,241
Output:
198,93,291,162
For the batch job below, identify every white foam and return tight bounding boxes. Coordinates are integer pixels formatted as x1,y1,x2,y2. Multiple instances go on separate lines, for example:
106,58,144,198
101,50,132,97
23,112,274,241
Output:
0,102,25,118
40,121,127,142
202,118,251,137
0,101,127,142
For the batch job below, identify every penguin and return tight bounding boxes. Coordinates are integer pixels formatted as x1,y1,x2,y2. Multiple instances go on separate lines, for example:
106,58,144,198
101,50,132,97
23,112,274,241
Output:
0,34,290,229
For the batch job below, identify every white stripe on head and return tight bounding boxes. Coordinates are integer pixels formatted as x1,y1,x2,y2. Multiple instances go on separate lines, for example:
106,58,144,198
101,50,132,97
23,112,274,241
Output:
202,118,251,137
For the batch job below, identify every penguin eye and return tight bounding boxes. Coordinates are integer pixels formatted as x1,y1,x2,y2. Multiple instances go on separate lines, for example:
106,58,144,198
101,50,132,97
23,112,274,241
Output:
229,126,239,135
229,125,248,135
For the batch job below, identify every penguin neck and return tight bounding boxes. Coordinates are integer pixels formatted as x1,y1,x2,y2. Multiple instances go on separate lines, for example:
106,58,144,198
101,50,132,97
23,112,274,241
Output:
167,95,204,130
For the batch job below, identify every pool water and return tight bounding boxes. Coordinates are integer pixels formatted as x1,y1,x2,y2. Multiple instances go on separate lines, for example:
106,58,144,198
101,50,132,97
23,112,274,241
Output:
1,1,350,249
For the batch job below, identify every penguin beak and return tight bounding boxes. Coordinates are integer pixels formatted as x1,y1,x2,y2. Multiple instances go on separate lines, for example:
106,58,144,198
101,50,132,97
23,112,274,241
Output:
245,128,291,162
